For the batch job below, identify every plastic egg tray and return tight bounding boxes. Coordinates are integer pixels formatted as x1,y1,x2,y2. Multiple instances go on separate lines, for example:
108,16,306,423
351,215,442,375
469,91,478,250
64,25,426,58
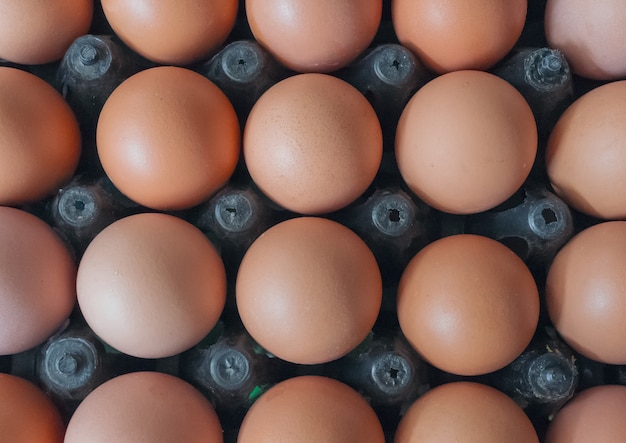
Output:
0,1,620,442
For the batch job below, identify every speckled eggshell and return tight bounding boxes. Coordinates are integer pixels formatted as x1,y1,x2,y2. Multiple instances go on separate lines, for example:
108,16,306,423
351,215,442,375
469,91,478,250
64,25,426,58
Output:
395,382,539,443
76,213,226,359
246,0,382,72
545,0,626,80
0,207,77,356
64,372,223,443
243,73,383,215
238,376,385,443
545,385,626,443
395,70,537,215
546,81,626,219
397,234,540,376
236,217,382,365
100,0,238,65
546,221,626,364
0,67,81,206
0,0,92,64
96,66,240,210
0,373,65,442
392,0,527,73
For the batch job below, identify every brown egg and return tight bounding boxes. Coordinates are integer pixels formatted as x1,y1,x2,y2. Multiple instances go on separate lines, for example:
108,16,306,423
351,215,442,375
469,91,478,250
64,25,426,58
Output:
0,0,92,64
545,385,626,443
100,0,237,65
395,382,539,443
0,207,77,355
545,0,626,80
236,217,382,365
546,221,626,364
65,372,223,443
546,81,626,219
77,213,226,359
395,70,537,215
244,73,382,215
238,376,385,443
0,373,65,442
97,66,240,210
392,0,527,73
0,67,81,206
397,234,539,376
246,0,382,72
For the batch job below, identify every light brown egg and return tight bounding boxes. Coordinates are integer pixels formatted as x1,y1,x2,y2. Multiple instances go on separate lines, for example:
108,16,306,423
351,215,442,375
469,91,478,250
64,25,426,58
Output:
236,217,382,365
546,221,626,364
243,73,382,215
395,70,537,215
238,376,385,443
246,0,382,72
0,67,81,206
397,234,539,376
0,373,65,442
64,372,223,443
96,66,240,211
0,0,92,64
100,0,238,65
0,206,76,355
545,385,626,443
546,80,626,220
545,0,626,80
392,0,527,73
76,213,226,359
395,382,539,443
